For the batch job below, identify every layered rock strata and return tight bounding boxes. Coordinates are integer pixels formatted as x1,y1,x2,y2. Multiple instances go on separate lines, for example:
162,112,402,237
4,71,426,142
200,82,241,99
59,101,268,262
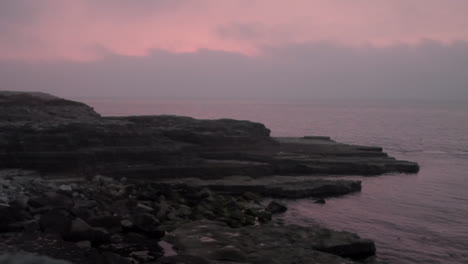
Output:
0,92,421,263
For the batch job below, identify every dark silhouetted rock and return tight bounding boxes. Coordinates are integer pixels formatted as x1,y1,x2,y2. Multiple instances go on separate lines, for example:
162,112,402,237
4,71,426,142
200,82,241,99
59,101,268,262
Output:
87,215,122,232
265,201,287,214
0,253,72,264
96,252,133,264
165,220,374,263
39,209,72,234
62,218,110,246
132,213,164,239
315,198,326,204
0,92,421,264
0,92,418,178
161,176,362,199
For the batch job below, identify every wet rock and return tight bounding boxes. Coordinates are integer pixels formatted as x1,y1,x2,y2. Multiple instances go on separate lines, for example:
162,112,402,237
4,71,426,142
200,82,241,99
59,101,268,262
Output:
265,201,287,214
312,229,377,259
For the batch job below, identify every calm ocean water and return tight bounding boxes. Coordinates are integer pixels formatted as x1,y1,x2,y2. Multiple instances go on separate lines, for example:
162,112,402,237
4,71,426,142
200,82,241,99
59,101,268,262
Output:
81,98,468,264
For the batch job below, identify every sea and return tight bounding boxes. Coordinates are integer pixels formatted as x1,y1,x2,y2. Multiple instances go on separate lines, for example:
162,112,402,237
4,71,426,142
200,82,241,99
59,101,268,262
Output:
80,98,468,264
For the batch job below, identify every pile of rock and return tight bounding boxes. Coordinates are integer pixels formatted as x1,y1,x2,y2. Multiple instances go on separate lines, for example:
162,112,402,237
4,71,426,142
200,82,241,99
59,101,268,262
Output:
0,170,299,263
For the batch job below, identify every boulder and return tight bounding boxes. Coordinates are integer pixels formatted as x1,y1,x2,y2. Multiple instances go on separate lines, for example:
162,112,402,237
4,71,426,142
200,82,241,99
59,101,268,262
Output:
75,240,92,249
58,184,73,193
265,201,287,214
120,219,134,231
132,213,164,239
39,209,72,234
29,192,73,209
0,204,27,233
257,211,272,223
312,229,377,259
87,215,122,232
62,218,110,246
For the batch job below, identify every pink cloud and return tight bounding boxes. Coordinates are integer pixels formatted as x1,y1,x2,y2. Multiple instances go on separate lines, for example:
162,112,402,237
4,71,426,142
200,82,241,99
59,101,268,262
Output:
1,0,467,61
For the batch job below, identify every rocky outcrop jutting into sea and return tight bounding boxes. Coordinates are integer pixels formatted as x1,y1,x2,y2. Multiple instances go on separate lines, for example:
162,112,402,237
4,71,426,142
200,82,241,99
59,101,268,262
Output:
0,91,419,263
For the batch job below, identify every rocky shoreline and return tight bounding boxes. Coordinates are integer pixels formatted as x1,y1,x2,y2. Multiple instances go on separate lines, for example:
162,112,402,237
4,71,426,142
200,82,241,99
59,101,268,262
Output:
0,92,419,263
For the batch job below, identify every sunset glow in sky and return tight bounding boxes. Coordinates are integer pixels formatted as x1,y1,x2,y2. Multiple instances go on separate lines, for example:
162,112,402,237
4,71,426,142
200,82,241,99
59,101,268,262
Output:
2,0,468,61
1,1,467,100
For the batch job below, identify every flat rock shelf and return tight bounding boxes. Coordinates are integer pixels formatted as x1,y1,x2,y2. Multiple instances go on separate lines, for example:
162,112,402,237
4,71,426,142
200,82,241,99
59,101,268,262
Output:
0,91,419,263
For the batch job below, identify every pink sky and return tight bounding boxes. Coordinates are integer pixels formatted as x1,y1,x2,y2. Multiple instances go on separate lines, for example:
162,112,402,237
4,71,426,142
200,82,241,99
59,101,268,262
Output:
1,0,468,61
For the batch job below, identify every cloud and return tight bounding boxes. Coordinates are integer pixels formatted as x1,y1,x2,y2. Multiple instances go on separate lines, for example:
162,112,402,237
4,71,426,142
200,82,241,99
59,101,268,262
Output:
0,0,468,61
1,41,467,101
1,1,466,101
216,23,265,40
